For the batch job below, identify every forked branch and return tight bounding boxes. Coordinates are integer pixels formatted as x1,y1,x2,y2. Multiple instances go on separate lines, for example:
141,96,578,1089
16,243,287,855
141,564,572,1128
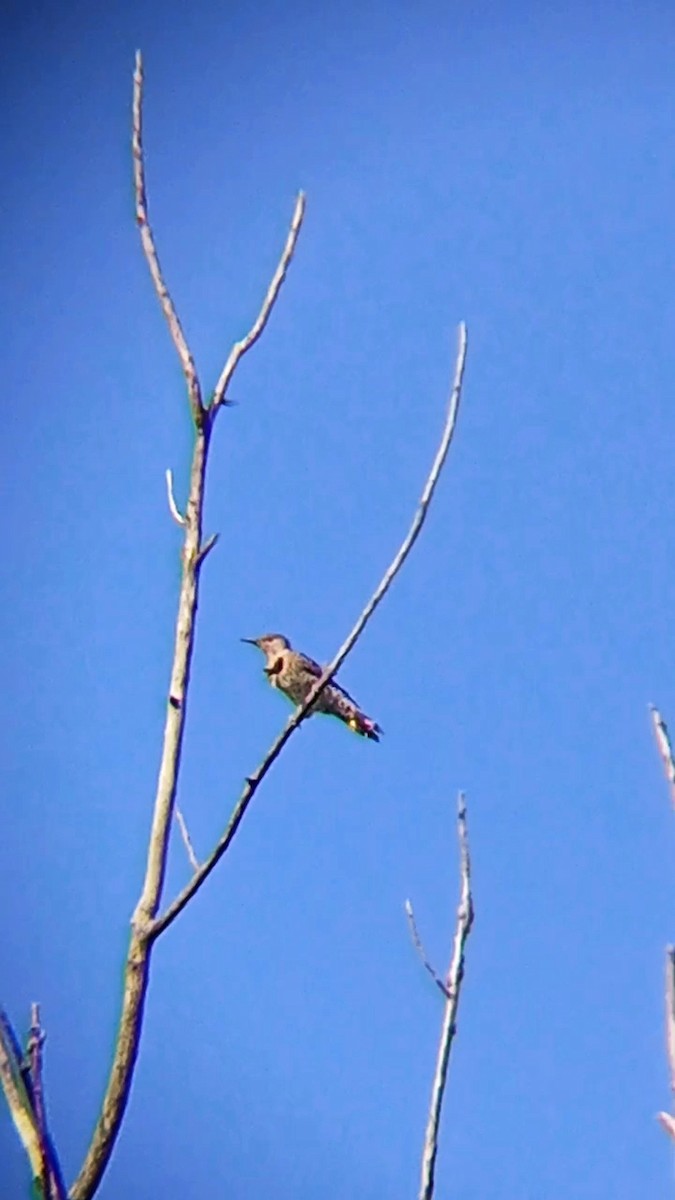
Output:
68,56,304,1200
416,794,474,1200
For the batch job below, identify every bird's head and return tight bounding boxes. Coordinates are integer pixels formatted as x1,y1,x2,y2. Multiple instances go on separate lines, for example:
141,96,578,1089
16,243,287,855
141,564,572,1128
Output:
241,633,291,661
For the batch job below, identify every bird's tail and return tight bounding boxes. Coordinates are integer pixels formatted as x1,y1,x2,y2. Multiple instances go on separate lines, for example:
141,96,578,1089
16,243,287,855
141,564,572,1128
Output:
344,708,383,742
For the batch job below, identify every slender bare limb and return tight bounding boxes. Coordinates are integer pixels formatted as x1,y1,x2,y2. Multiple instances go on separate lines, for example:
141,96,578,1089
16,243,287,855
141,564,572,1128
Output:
70,424,210,1200
418,793,474,1200
210,191,306,414
650,704,675,809
405,900,449,999
27,1005,67,1200
0,1010,43,1186
175,806,200,871
151,323,468,939
165,469,186,526
69,55,306,1200
133,51,204,427
27,1005,49,1198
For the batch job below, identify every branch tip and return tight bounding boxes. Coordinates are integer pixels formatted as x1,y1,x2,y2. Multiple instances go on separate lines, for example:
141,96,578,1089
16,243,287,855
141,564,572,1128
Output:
133,54,203,425
210,190,307,414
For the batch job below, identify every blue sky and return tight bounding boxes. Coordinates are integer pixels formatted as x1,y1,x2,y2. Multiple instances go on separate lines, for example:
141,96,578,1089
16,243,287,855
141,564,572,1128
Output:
2,2,675,1196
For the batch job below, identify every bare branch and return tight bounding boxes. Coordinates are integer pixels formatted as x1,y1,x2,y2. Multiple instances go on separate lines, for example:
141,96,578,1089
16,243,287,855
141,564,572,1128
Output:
69,57,306,1199
165,469,186,526
405,900,449,998
210,191,306,414
650,704,675,808
418,793,474,1200
133,51,204,427
151,322,468,939
0,1010,43,1189
175,806,200,872
70,427,210,1200
27,1005,67,1200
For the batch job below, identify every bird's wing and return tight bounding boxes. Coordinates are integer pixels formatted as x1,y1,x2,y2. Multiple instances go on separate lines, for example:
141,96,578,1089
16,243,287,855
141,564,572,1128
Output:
297,652,323,677
299,652,363,707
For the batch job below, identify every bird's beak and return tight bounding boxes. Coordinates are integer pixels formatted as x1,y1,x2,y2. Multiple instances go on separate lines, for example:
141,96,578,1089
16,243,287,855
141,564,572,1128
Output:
240,637,259,646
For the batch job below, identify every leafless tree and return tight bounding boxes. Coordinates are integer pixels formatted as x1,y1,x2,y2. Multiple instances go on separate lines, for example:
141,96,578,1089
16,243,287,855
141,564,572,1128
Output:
0,54,470,1199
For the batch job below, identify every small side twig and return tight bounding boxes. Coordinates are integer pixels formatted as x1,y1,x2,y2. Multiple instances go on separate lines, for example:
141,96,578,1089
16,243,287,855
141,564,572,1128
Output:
150,323,468,939
165,469,186,526
133,51,204,427
405,900,449,998
650,704,675,809
197,532,219,564
417,793,474,1200
210,191,306,414
174,806,200,872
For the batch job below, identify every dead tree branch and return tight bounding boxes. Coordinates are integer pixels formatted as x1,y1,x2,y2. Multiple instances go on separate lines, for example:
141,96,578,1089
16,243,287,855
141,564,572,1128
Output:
0,1007,66,1200
405,900,450,999
68,56,303,1200
150,322,468,939
132,53,203,427
416,794,474,1200
650,704,675,809
210,191,306,414
27,1005,67,1200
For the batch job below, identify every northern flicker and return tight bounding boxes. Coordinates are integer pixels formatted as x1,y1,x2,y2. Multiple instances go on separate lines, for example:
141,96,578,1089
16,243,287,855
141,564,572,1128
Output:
242,633,383,742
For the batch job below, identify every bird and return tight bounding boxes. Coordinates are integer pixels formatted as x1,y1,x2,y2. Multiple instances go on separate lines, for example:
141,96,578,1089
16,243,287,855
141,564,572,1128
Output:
241,633,383,742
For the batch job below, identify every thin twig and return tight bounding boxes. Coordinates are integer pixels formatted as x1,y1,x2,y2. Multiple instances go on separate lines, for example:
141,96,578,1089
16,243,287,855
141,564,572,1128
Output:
197,532,219,564
418,793,474,1200
165,469,186,526
133,51,204,427
175,806,200,871
650,705,675,809
27,1005,67,1200
210,191,306,414
0,1010,43,1185
405,900,449,998
26,1005,49,1198
151,322,468,939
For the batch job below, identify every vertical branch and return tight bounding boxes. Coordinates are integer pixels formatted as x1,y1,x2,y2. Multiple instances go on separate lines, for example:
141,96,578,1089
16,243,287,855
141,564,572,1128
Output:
418,794,474,1200
27,1005,67,1200
70,426,210,1200
68,53,305,1200
132,51,204,427
653,706,675,1138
